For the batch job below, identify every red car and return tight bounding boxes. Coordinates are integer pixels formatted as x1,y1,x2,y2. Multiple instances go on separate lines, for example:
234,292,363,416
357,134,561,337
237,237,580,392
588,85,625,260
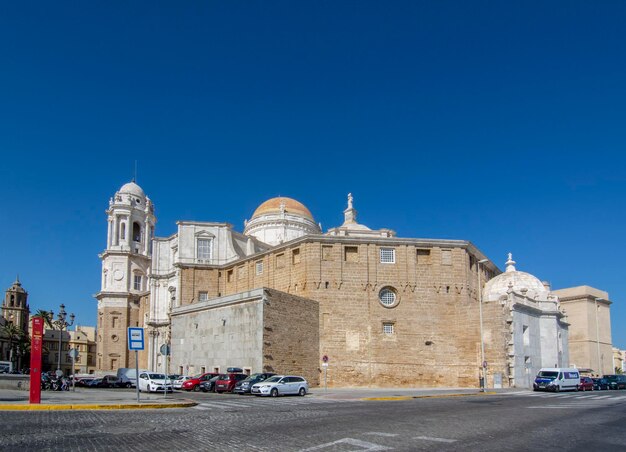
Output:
578,376,594,391
182,373,219,392
215,373,248,393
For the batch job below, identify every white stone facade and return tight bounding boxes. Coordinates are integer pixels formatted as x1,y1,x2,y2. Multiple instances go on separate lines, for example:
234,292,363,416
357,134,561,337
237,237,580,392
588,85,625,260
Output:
483,254,569,388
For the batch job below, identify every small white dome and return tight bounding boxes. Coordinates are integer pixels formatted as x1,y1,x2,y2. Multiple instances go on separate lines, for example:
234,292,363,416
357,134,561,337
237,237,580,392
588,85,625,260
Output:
483,254,549,301
118,181,145,198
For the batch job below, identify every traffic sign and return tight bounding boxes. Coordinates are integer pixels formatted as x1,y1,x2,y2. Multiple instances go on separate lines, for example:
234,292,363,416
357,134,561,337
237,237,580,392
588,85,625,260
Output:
160,344,171,356
68,348,79,359
322,355,329,363
128,328,145,351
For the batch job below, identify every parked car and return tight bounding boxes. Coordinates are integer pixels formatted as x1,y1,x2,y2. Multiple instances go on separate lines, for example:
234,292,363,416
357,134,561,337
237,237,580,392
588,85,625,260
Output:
173,376,193,390
215,373,248,393
86,378,103,388
251,375,308,397
233,373,276,395
604,374,626,390
593,377,609,390
74,377,96,387
200,375,220,393
578,377,594,391
137,372,173,393
99,375,122,388
182,373,220,392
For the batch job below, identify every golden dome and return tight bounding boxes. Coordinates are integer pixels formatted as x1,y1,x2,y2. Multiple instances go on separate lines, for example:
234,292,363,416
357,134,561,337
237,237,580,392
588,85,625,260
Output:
251,197,314,221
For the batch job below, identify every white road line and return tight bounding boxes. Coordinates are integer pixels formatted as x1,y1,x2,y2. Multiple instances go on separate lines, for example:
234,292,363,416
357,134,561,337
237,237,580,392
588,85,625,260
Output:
300,438,391,451
364,432,399,437
414,436,457,443
589,396,612,399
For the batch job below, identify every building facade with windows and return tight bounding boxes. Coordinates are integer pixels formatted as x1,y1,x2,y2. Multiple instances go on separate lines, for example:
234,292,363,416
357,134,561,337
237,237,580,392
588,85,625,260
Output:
96,181,575,388
551,285,614,375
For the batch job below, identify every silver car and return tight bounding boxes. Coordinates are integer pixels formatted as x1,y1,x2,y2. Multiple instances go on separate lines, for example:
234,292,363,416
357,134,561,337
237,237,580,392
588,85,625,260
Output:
251,375,308,397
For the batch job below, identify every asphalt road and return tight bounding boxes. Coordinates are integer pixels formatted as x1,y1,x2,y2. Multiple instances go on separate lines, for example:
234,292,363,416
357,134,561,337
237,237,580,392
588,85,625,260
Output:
1,390,625,451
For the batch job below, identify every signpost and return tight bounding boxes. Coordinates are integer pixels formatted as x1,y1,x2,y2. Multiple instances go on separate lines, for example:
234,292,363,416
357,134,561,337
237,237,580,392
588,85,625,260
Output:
322,355,329,392
68,348,79,391
160,344,170,399
128,328,145,402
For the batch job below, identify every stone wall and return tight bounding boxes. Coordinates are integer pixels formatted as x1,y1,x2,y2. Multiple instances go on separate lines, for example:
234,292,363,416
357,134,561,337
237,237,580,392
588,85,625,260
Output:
262,288,319,385
178,238,501,388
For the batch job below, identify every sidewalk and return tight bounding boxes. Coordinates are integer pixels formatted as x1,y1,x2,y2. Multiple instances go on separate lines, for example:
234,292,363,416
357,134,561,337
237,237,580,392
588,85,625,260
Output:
0,388,197,411
0,386,521,410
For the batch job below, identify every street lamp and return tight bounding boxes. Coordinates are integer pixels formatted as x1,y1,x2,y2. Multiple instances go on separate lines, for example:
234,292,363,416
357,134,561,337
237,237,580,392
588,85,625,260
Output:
594,298,605,375
477,259,489,392
49,304,75,375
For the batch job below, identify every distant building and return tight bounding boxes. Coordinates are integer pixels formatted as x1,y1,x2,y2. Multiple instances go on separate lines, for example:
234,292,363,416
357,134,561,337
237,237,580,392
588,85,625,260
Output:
551,286,613,375
612,348,625,374
1,278,30,370
41,325,97,375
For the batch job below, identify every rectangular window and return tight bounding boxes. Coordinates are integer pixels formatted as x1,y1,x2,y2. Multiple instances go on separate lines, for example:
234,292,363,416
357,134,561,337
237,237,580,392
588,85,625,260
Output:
322,245,333,261
197,238,212,261
227,270,233,283
523,325,529,346
200,366,206,374
276,253,285,268
441,249,452,266
380,248,396,264
255,261,263,275
133,275,142,291
383,322,395,334
112,317,118,328
416,249,431,264
344,246,359,262
292,248,301,264
198,291,209,302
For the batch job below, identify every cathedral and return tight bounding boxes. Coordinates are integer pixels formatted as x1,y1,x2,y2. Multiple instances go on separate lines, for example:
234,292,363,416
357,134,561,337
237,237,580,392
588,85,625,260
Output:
96,181,572,388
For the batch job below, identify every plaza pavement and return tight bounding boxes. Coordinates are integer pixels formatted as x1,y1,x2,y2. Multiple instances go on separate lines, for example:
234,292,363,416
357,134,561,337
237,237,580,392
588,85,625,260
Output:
0,386,515,411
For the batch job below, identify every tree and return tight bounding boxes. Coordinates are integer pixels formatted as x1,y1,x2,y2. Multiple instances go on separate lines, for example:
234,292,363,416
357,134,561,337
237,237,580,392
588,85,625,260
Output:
34,309,54,329
1,323,26,371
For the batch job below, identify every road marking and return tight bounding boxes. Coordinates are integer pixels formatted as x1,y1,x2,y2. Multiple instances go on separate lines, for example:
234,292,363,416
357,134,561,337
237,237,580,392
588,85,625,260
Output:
195,401,252,408
414,436,457,443
364,432,398,437
590,396,612,399
300,438,392,451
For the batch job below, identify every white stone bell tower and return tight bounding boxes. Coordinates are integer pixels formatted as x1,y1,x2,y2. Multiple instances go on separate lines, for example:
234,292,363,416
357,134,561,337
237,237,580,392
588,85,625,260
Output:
95,180,156,371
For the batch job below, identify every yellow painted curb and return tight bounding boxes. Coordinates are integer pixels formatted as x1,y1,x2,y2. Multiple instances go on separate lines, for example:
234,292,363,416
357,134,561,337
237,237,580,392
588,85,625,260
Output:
362,392,497,401
0,401,197,411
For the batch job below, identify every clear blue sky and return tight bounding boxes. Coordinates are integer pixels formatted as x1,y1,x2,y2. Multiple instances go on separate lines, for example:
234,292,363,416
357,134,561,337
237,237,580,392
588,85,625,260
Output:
1,2,625,350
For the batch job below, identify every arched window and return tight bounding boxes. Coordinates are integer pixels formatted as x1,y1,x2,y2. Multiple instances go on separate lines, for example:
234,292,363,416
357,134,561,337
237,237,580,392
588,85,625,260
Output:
133,222,141,242
120,223,126,240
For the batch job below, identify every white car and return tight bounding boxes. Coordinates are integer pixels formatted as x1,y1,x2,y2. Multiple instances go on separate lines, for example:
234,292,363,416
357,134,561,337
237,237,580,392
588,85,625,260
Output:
137,372,173,393
173,375,192,389
251,375,308,397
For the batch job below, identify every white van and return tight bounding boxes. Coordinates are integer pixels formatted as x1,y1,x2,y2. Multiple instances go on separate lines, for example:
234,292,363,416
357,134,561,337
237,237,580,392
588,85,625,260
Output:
533,368,580,392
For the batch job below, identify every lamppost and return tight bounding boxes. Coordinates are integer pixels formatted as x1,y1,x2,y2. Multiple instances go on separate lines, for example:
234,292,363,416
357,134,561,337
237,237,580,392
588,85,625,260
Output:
594,298,605,375
49,304,75,376
477,259,489,392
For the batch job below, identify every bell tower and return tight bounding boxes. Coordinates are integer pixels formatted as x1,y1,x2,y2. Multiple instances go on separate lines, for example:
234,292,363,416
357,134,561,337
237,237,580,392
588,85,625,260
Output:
2,277,30,334
95,181,156,371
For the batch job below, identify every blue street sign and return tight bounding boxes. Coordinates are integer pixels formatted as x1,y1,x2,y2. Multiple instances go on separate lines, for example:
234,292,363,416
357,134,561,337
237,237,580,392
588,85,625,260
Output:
128,327,145,351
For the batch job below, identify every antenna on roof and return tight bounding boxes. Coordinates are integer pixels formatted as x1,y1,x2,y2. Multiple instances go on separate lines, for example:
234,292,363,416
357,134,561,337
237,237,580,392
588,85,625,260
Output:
133,160,137,183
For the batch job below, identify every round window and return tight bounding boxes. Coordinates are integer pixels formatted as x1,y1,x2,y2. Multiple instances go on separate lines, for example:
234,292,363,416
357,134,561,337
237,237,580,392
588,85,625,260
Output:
379,287,398,307
111,334,119,342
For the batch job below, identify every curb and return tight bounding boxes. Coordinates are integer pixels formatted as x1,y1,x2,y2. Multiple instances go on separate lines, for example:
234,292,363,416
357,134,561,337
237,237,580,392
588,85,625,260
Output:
0,401,197,411
361,392,498,401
